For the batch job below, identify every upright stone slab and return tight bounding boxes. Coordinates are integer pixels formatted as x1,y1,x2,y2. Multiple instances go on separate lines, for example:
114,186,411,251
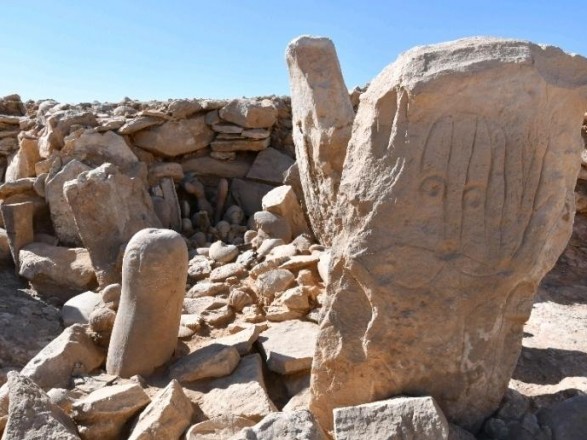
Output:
106,228,188,378
63,163,161,286
307,37,587,432
0,201,34,268
286,36,354,246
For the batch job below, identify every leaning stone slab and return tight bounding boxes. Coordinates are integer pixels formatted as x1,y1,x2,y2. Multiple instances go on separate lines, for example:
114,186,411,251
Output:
258,320,318,375
0,201,34,268
246,147,295,185
64,163,161,286
128,380,193,440
169,344,240,383
232,410,327,440
20,324,104,390
106,228,188,378
286,36,354,246
72,383,150,440
186,354,276,421
308,37,587,432
262,185,310,238
3,372,80,440
334,396,449,440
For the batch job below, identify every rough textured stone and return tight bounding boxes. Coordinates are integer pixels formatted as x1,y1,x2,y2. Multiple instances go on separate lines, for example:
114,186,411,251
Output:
3,372,80,440
262,185,310,238
18,243,96,301
0,201,34,268
186,354,276,421
246,147,294,185
232,410,326,440
169,344,240,382
308,37,587,432
209,262,247,282
72,383,150,440
255,269,295,305
258,320,318,374
210,138,270,153
182,155,252,178
334,396,449,440
209,240,239,263
20,324,104,390
45,159,91,246
5,137,40,182
186,415,256,439
219,99,277,128
538,395,587,440
61,129,138,169
286,36,354,246
253,211,292,243
230,179,274,216
118,116,163,135
64,163,161,286
107,229,188,378
133,117,214,157
128,380,193,440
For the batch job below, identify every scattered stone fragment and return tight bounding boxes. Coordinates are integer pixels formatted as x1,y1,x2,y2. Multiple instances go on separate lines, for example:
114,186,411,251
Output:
185,415,256,440
230,178,274,216
183,296,225,315
228,288,255,312
186,281,228,298
255,269,295,305
5,137,40,182
254,211,292,243
279,255,320,271
264,305,305,322
208,240,239,263
106,229,187,378
334,396,449,440
538,395,587,440
147,161,184,185
20,324,104,390
262,185,310,237
0,201,34,267
18,243,96,301
170,344,240,383
202,305,235,327
61,129,138,169
72,383,150,440
128,380,193,440
168,99,202,119
258,320,318,374
286,36,354,246
209,262,247,282
62,291,102,326
182,155,252,178
232,410,327,440
3,372,80,440
187,354,277,421
246,147,294,185
210,138,270,153
0,178,36,200
118,116,163,135
276,286,310,311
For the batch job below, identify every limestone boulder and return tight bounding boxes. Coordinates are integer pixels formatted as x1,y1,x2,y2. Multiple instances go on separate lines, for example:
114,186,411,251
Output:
186,415,256,439
128,380,193,440
254,269,295,305
286,36,354,246
38,110,98,157
246,147,295,185
308,37,587,432
219,99,277,128
253,211,292,243
133,117,214,157
170,343,241,383
5,137,40,182
334,396,449,440
258,320,318,375
3,372,80,440
72,383,150,440
18,242,96,301
20,324,104,390
230,179,274,216
61,129,138,169
61,291,102,327
182,155,253,179
63,163,161,286
106,229,187,378
262,185,310,238
45,159,91,246
232,410,326,440
0,201,34,268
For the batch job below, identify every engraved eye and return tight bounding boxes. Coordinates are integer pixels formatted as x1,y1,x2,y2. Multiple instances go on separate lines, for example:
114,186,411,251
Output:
464,186,483,209
420,175,446,198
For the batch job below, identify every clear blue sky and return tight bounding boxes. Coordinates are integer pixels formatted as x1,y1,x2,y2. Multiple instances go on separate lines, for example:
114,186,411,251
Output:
1,1,584,103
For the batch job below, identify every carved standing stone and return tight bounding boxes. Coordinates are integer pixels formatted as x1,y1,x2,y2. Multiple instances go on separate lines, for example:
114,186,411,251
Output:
305,37,587,432
286,36,354,246
106,228,188,378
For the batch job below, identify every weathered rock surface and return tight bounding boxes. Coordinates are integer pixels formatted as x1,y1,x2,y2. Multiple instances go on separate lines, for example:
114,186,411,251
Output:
186,415,256,439
1,201,34,267
18,243,96,301
246,147,294,185
61,129,138,169
107,228,187,378
537,395,587,440
20,324,104,390
3,372,80,440
62,291,102,327
5,137,40,182
64,163,161,286
219,99,277,129
45,159,91,246
333,396,449,440
258,320,318,374
308,37,587,432
72,383,150,440
128,380,193,440
286,36,354,246
262,185,310,238
169,344,240,383
232,410,326,440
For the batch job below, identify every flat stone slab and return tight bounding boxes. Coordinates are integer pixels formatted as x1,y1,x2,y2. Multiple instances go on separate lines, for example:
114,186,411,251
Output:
257,320,319,375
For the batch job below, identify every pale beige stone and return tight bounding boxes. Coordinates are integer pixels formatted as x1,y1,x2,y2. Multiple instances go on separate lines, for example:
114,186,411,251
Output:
246,147,294,185
3,372,80,440
72,383,150,440
128,380,193,440
20,324,104,390
107,229,188,378
258,321,318,375
0,201,34,268
210,138,270,153
61,129,138,169
169,344,240,382
186,415,255,440
219,99,277,129
5,137,40,182
262,185,310,238
232,410,326,440
254,269,295,305
333,396,449,440
308,37,587,432
286,36,354,246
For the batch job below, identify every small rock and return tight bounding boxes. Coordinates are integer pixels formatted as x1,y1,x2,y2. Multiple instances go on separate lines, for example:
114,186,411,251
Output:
187,255,212,281
232,410,326,440
208,240,239,263
185,415,256,439
170,344,240,382
254,211,292,243
209,263,247,282
186,282,229,298
219,99,277,129
61,291,102,326
255,269,295,305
